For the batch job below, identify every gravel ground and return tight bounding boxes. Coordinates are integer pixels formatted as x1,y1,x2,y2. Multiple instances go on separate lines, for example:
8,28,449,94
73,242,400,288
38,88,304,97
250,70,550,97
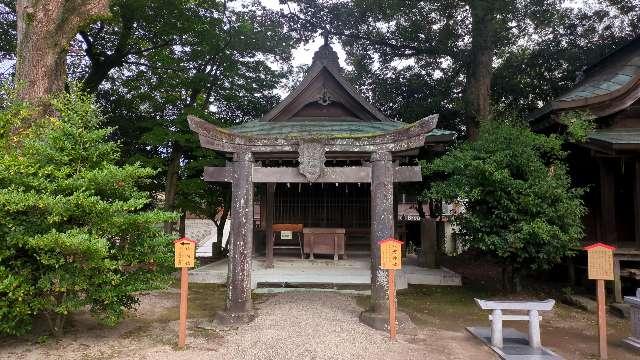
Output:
205,291,494,360
0,291,494,360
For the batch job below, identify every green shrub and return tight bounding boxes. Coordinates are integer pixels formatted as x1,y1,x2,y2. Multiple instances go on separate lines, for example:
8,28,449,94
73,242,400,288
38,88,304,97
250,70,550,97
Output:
0,89,177,336
422,119,585,288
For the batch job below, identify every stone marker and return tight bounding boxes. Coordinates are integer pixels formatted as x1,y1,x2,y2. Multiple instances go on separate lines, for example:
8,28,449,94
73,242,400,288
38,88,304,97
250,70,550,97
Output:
467,299,562,360
624,288,640,351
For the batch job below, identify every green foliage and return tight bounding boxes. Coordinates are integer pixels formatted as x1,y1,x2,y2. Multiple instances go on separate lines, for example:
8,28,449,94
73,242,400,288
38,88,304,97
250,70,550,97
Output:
284,1,640,129
559,111,596,143
422,119,585,276
0,89,177,336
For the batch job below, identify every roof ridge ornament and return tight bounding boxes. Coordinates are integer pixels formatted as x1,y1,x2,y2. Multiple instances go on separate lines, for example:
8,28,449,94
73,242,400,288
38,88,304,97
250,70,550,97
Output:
312,30,341,69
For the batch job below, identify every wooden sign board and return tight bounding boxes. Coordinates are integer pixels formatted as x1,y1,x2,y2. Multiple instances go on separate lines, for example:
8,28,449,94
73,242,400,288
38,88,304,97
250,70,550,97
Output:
379,238,403,270
584,243,616,281
175,237,196,268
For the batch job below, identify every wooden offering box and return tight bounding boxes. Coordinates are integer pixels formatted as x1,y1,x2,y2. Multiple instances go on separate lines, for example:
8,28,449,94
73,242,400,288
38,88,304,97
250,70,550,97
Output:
303,228,346,260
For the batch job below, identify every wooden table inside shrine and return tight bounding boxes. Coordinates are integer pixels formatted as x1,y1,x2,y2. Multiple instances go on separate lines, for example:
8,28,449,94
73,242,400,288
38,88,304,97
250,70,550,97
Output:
303,228,346,260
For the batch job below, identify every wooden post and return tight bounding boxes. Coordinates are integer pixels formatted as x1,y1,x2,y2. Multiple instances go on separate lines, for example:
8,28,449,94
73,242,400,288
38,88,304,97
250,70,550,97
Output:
598,159,616,244
370,237,403,335
613,258,622,303
265,183,275,268
584,242,615,360
597,279,608,360
174,237,195,349
389,268,396,341
634,160,640,247
178,266,188,348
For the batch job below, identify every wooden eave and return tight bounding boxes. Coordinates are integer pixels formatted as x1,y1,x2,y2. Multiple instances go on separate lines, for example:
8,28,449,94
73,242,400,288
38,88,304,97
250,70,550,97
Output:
531,75,640,130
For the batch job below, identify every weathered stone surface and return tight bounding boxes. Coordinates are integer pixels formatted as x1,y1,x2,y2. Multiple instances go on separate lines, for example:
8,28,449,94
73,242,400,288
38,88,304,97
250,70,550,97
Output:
215,310,256,326
217,151,255,325
297,140,326,182
420,218,438,268
360,151,417,331
610,302,631,318
561,294,597,313
359,309,416,334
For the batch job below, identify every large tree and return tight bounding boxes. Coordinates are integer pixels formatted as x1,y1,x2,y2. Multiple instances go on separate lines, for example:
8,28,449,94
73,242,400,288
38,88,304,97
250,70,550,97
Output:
64,0,297,234
282,0,639,138
15,0,110,108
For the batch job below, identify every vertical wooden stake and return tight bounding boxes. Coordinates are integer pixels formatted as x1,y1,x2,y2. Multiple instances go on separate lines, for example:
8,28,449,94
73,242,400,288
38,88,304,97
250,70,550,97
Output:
389,268,397,340
178,266,189,348
597,279,607,359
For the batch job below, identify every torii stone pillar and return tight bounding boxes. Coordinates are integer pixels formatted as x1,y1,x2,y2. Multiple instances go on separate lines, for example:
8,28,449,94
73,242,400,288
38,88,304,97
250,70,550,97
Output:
215,151,256,325
360,151,412,331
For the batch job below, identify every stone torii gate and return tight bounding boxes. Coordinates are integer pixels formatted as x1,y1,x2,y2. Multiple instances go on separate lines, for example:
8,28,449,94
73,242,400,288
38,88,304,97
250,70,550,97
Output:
187,39,454,329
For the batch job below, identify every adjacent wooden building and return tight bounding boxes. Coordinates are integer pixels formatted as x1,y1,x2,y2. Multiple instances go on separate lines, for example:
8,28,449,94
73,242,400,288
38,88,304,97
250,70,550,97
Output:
530,37,640,302
188,39,454,327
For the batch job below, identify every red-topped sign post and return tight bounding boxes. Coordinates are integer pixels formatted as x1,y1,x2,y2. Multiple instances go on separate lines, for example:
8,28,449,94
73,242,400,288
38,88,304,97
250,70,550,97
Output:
379,237,403,340
584,242,616,360
175,237,196,348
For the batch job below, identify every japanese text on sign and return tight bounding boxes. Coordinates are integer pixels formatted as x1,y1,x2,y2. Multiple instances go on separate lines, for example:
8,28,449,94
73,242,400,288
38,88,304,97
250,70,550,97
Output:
175,238,196,268
380,238,402,270
584,243,615,281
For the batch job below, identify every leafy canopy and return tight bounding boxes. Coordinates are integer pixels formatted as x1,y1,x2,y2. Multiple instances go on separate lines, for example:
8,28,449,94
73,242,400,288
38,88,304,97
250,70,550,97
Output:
0,88,177,336
422,119,585,274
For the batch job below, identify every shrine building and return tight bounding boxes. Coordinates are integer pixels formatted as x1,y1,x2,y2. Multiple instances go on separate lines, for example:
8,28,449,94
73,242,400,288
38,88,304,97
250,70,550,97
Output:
188,38,454,328
530,36,640,304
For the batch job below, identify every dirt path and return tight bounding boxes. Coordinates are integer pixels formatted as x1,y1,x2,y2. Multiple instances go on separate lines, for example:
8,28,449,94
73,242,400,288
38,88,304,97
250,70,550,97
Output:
0,290,494,360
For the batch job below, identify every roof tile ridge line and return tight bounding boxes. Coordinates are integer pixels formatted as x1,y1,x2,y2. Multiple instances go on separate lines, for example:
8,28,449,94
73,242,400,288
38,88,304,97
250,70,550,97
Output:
322,64,391,123
530,69,640,121
259,63,325,122
556,58,640,103
582,36,640,75
557,72,640,107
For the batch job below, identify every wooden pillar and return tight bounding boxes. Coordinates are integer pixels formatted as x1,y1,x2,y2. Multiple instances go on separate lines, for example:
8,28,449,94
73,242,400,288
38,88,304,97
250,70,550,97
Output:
361,151,406,330
598,158,617,244
265,183,275,268
614,257,622,303
215,151,256,325
634,160,640,247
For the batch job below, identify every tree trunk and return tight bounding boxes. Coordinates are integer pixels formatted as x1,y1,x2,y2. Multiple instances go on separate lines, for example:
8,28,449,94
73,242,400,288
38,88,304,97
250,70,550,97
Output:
15,0,110,116
463,0,496,140
80,10,135,94
178,211,186,237
163,145,181,233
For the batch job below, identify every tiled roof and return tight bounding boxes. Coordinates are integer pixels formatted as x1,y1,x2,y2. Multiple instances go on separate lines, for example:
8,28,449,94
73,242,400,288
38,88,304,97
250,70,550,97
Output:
588,128,640,144
529,37,640,126
229,120,453,139
558,60,640,102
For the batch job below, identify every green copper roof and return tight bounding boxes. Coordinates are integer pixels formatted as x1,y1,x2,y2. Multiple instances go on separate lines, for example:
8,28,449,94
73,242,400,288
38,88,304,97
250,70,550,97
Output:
230,120,408,138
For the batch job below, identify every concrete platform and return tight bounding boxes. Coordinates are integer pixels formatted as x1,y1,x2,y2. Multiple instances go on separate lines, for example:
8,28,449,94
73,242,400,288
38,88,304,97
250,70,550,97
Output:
467,327,562,360
189,257,461,290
